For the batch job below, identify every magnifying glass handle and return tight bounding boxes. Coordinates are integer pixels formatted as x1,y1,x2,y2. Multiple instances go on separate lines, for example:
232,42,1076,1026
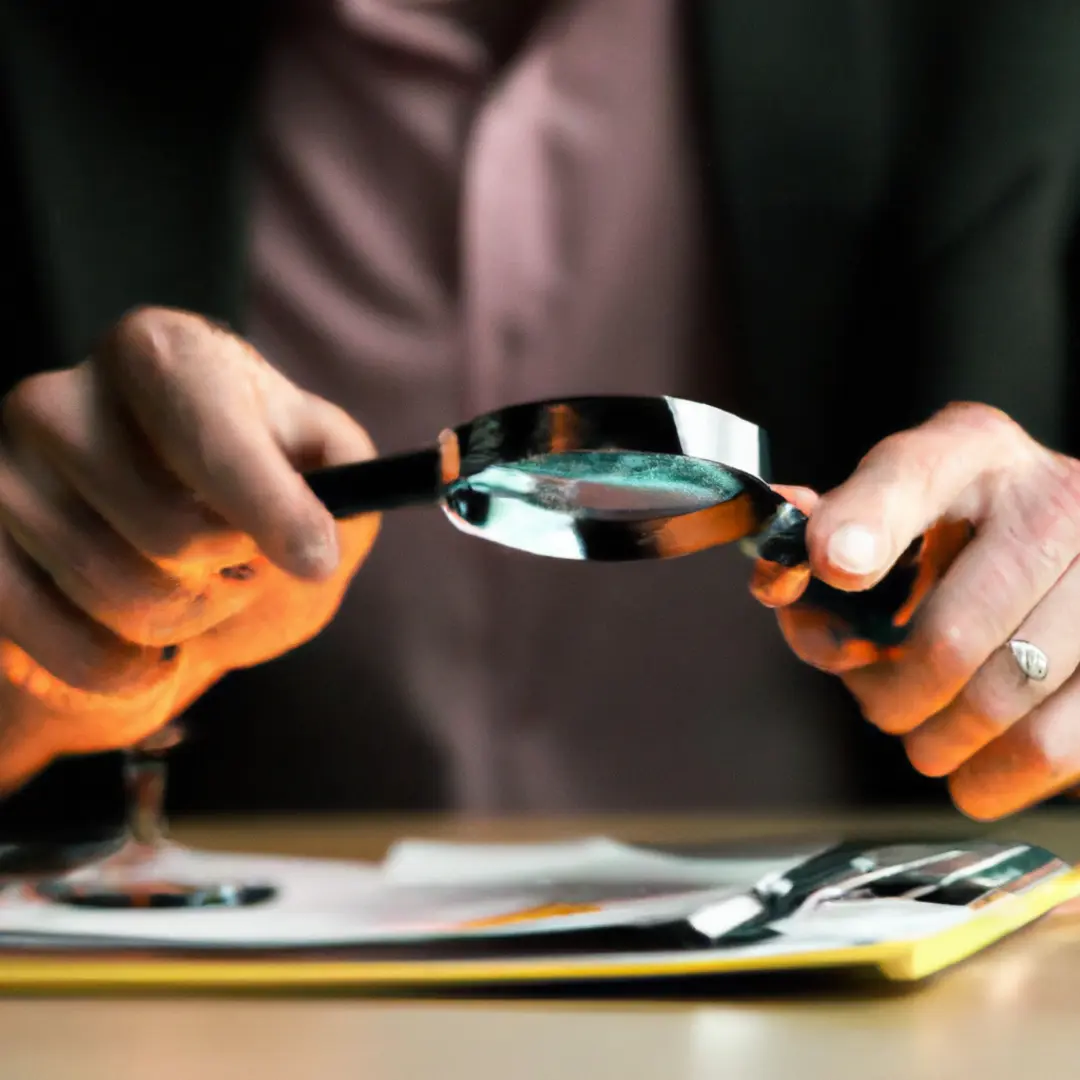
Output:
304,447,442,517
753,504,930,649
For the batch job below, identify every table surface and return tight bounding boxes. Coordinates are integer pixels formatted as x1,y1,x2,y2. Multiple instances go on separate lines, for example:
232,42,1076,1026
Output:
2,810,1080,1080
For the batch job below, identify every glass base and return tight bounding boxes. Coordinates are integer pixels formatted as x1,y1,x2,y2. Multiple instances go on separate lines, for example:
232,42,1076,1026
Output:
35,878,276,909
28,728,278,910
32,840,278,909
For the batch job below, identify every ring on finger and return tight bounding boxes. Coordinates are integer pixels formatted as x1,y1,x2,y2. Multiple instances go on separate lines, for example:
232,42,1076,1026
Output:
904,638,1066,777
1008,639,1050,682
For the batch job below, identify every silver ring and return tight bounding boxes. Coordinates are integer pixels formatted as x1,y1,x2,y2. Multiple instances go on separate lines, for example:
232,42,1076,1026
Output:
1009,639,1049,682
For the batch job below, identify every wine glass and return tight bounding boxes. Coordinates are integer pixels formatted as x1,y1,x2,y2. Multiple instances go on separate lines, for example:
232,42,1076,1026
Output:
34,722,276,909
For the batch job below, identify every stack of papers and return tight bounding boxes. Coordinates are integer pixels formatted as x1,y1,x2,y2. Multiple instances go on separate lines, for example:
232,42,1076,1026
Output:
0,835,1075,991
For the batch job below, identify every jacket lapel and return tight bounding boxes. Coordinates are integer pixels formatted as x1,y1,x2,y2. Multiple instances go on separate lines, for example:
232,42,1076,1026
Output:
690,0,1080,481
689,0,914,485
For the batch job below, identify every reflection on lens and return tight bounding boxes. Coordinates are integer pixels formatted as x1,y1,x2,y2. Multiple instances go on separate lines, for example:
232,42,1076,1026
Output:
462,451,745,520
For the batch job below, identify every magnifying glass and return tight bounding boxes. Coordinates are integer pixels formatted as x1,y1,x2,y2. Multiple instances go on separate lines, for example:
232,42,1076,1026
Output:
303,395,928,649
33,394,927,912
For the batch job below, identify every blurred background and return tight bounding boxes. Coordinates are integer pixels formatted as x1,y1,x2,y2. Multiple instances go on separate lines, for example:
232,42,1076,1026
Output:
5,0,1080,842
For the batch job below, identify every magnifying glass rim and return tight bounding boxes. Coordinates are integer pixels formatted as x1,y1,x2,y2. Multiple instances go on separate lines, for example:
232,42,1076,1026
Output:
438,395,782,562
441,394,771,485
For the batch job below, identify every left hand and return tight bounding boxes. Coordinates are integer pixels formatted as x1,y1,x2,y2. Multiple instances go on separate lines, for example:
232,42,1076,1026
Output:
752,402,1080,821
0,308,381,793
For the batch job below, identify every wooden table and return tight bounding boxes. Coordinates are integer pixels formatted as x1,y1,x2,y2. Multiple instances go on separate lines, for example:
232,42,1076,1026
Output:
2,810,1080,1080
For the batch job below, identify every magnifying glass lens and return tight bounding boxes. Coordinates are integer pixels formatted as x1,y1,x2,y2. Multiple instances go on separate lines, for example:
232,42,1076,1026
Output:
461,451,747,520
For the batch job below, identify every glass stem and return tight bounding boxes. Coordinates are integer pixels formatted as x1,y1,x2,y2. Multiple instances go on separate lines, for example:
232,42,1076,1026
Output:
124,747,169,849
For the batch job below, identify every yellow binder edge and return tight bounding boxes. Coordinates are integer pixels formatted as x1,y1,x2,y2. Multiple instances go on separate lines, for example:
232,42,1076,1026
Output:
1,868,1078,992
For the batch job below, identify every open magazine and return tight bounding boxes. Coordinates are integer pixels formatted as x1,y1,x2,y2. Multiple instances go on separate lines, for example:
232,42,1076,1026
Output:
0,835,1076,990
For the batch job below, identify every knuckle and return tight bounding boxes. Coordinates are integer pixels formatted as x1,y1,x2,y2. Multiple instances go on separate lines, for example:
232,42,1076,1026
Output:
62,643,162,696
858,429,915,472
934,401,1026,442
1,372,65,438
854,427,941,504
99,306,193,382
854,693,897,732
995,533,1057,602
844,671,925,734
981,453,1080,594
105,305,163,358
110,304,170,349
958,661,1029,729
863,699,922,735
915,606,981,685
1020,454,1080,553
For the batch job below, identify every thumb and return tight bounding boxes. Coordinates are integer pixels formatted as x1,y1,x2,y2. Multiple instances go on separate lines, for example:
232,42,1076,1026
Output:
278,393,383,566
805,404,1029,591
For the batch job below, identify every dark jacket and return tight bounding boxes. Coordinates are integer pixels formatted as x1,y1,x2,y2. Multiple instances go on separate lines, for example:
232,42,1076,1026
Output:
2,0,1080,831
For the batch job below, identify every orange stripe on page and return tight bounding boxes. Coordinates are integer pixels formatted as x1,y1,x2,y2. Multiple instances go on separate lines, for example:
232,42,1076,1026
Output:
458,903,603,928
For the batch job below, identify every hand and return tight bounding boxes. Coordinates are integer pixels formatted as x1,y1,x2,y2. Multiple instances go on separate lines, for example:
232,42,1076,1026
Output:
0,307,380,792
751,402,1080,820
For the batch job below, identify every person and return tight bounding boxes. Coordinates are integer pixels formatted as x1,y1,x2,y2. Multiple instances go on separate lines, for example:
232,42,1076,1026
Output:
1,0,1080,831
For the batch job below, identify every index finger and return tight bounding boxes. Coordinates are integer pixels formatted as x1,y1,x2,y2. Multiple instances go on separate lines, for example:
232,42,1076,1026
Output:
97,308,340,580
749,485,819,607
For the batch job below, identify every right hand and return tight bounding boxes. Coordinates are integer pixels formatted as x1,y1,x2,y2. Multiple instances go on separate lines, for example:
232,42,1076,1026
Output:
0,307,381,793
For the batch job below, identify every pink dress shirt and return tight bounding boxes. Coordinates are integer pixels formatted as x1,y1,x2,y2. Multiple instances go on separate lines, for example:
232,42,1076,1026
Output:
244,0,849,811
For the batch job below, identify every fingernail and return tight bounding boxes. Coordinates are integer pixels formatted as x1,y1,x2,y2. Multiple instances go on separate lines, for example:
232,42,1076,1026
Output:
290,526,340,578
827,524,882,576
220,563,257,582
750,562,810,607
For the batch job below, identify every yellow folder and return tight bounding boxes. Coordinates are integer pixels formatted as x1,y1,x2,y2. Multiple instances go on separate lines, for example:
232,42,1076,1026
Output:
1,838,1077,993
